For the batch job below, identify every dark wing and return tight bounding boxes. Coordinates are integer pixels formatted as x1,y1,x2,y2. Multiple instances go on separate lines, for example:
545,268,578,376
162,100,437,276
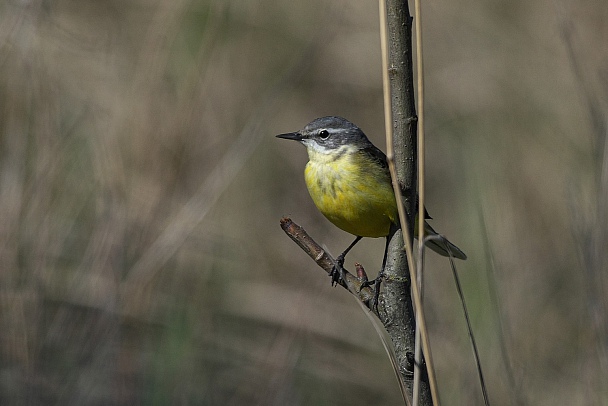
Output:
360,144,432,220
361,143,389,170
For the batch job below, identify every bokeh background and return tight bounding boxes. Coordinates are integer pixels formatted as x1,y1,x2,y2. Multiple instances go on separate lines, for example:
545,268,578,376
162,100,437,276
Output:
1,0,606,404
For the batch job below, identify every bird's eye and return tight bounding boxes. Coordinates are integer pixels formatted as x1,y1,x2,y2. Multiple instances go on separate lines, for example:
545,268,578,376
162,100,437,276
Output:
319,130,330,140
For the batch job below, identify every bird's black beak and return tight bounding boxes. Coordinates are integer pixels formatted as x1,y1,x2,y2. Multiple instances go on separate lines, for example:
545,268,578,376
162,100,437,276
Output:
276,131,303,141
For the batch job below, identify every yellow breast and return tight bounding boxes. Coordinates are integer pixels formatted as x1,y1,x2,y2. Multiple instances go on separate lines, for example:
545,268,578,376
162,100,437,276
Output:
304,147,397,238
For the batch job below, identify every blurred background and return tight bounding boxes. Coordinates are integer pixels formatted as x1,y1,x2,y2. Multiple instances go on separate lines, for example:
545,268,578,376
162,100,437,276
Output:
0,0,606,404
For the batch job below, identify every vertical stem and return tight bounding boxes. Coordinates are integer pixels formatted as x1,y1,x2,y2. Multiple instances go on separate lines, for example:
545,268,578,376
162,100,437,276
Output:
381,0,435,404
413,0,434,404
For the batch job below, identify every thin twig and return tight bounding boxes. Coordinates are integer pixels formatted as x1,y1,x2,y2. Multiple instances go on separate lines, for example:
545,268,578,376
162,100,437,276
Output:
413,0,426,403
478,205,524,404
423,234,490,406
279,218,375,304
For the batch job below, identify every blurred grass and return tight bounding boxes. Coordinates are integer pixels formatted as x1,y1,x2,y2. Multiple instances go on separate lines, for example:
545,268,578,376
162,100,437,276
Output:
0,0,606,404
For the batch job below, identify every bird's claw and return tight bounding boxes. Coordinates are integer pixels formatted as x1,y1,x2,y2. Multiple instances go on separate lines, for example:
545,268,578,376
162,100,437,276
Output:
330,254,346,286
360,273,384,313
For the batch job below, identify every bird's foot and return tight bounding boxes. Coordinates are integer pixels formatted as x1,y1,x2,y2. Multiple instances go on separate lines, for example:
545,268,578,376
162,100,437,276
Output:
360,272,384,313
330,253,346,286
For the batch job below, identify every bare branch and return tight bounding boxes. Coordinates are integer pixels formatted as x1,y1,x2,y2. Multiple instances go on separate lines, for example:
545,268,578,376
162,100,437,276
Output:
279,218,375,306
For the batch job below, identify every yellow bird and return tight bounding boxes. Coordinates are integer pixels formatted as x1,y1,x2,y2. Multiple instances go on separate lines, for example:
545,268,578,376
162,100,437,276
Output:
277,116,466,284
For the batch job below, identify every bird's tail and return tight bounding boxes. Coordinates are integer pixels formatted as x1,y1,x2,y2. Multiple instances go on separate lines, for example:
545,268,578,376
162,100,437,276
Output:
421,221,467,260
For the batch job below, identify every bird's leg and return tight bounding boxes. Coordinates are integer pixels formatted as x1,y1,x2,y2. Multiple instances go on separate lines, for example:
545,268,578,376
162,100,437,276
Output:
330,236,362,286
361,237,390,312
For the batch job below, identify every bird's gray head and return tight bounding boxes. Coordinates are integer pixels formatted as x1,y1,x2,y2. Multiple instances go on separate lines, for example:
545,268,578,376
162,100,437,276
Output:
276,116,373,153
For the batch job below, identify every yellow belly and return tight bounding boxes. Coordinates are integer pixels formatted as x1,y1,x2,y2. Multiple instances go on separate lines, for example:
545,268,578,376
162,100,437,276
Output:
304,151,397,238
